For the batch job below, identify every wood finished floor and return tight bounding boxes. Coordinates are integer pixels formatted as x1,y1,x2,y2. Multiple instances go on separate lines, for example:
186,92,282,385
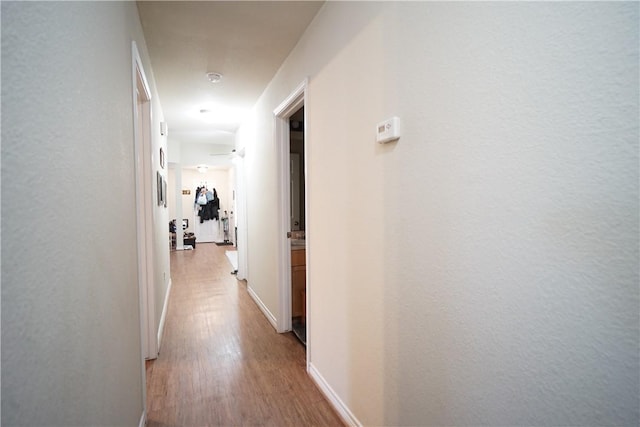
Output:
146,243,344,427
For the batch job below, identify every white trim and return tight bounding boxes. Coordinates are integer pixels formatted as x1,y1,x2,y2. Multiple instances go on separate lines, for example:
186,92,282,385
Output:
273,78,308,333
132,40,153,419
274,79,308,116
134,46,151,101
138,410,146,427
275,114,292,332
157,278,172,352
247,284,278,331
308,363,361,427
302,97,311,369
133,42,158,361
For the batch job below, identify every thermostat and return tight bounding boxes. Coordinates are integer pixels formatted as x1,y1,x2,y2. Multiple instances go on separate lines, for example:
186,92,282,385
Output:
376,117,401,144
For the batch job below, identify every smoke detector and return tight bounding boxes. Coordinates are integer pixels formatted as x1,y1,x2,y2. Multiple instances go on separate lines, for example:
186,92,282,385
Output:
206,72,223,83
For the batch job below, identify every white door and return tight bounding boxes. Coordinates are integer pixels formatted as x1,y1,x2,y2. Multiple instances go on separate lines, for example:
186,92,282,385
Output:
193,213,220,243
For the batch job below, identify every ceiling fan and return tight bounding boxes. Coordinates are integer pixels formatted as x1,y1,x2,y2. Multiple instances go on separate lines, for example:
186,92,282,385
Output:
209,148,245,159
198,148,244,173
209,149,235,158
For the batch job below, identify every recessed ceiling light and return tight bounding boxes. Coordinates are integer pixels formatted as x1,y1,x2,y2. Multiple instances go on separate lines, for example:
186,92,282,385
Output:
206,72,222,83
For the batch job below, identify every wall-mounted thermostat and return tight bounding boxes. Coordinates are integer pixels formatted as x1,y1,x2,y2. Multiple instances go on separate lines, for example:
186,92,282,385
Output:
376,117,401,144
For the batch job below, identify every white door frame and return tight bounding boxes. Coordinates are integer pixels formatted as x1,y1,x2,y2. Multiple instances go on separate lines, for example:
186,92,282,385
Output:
234,150,249,280
274,79,308,337
132,42,158,365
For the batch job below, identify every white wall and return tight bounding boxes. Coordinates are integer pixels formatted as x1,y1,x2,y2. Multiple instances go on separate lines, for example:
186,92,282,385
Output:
1,2,168,425
150,70,171,353
237,2,639,426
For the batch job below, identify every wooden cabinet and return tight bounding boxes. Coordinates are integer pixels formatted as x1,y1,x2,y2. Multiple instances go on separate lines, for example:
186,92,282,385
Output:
291,248,306,321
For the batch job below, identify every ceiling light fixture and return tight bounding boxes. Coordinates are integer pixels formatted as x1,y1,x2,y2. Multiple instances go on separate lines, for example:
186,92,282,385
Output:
197,165,208,173
206,72,223,83
197,104,246,126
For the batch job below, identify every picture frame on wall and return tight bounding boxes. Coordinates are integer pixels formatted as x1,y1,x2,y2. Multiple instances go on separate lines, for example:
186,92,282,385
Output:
157,171,163,206
162,178,167,208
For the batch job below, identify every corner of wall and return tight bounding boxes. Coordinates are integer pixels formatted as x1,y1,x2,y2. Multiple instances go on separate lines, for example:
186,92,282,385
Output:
246,284,279,331
308,363,362,427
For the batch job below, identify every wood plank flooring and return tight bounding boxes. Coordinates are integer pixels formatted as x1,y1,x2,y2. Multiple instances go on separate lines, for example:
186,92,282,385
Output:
145,243,344,426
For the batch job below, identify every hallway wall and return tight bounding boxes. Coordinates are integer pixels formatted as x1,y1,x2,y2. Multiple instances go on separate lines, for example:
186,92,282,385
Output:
237,2,638,426
2,2,167,425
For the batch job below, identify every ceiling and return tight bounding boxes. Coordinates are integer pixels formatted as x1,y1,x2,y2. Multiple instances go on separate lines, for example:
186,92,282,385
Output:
137,1,323,168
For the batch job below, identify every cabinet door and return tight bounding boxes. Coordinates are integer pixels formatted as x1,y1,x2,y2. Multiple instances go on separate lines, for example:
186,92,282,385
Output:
291,265,306,318
291,248,305,266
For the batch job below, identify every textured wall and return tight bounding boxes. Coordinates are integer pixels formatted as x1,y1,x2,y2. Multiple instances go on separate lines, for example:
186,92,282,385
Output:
149,65,171,343
237,101,280,314
305,4,391,423
380,3,639,425
1,2,166,425
241,2,638,426
235,0,390,341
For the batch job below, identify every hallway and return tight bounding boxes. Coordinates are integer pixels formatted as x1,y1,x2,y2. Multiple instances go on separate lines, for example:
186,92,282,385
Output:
145,243,344,426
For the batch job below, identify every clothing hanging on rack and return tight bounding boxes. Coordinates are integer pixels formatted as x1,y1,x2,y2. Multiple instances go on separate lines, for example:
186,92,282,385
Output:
196,186,220,223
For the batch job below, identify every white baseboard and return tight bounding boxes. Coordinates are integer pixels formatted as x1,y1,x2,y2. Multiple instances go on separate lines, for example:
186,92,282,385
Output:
247,285,278,331
157,278,172,352
308,363,361,427
138,410,146,427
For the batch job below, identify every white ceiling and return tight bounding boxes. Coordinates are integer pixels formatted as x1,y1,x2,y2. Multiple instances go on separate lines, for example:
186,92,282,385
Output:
137,1,323,167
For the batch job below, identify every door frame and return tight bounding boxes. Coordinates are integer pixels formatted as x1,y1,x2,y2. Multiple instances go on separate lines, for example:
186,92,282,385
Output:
274,79,308,336
132,41,158,365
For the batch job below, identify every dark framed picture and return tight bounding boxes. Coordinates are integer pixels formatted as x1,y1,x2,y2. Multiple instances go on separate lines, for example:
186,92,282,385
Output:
157,171,163,206
159,147,165,169
162,178,167,208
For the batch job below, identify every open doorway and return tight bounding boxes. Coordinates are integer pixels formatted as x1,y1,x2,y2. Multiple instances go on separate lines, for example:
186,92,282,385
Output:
289,107,306,345
133,42,157,361
274,79,308,357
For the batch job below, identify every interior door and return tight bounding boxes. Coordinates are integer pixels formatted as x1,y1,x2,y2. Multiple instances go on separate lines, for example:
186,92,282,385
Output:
289,108,306,346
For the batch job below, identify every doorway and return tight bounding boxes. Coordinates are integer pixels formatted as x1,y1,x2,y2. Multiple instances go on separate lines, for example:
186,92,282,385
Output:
289,107,306,345
274,79,308,358
133,42,157,362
